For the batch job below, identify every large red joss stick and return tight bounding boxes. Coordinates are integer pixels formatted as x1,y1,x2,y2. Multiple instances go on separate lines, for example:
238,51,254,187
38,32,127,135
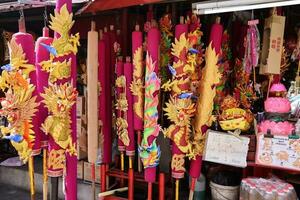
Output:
102,27,112,165
108,25,117,82
124,57,135,156
55,1,77,199
189,17,222,200
115,58,125,161
87,21,99,199
124,56,135,200
35,27,53,200
209,17,223,55
98,30,108,192
173,18,188,200
191,44,220,200
13,16,36,200
131,25,144,172
187,16,203,200
145,21,160,200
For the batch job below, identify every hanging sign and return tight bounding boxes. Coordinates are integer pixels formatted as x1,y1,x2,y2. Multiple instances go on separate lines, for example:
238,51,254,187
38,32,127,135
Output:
203,130,250,168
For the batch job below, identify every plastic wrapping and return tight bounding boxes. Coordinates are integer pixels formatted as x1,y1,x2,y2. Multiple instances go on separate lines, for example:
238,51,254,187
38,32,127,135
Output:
240,177,297,200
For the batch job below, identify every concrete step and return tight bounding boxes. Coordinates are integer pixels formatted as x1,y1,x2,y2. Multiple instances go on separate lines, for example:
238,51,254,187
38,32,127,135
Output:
0,156,99,200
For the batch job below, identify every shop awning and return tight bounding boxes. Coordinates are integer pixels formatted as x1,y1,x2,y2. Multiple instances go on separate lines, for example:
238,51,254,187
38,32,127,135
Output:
81,0,165,13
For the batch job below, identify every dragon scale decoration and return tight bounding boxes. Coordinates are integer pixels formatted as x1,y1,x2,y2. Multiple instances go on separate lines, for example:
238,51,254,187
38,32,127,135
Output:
139,53,161,169
0,38,38,163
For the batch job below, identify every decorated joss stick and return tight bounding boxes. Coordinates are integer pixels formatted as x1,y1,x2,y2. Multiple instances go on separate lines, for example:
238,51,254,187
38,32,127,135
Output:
192,44,221,198
87,21,99,200
162,17,192,200
139,53,161,200
209,17,223,55
35,26,53,200
165,15,202,199
185,14,204,200
102,26,112,170
0,38,38,199
158,13,173,200
0,30,38,200
14,15,37,199
130,24,144,173
124,56,134,200
55,2,78,199
39,1,80,199
147,23,160,75
115,57,127,187
98,30,108,192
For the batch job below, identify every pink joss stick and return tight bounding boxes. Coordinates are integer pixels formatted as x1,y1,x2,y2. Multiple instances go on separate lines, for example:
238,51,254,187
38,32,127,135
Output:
35,27,53,149
147,27,160,74
170,20,188,180
124,57,135,156
102,28,113,164
109,25,117,82
132,25,143,172
13,17,37,199
132,25,144,131
55,1,77,200
174,16,188,63
99,32,108,192
116,58,125,152
175,16,188,39
99,32,112,164
13,23,39,156
209,17,223,55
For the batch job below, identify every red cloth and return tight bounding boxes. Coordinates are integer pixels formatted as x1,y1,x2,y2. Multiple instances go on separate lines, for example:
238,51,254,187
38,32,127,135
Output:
84,0,162,12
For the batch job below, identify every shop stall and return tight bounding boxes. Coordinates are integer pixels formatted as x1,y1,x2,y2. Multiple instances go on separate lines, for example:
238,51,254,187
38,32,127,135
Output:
0,0,300,200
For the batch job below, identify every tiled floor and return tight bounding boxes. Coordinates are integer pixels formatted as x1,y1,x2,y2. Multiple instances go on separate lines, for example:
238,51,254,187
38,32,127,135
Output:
0,184,43,200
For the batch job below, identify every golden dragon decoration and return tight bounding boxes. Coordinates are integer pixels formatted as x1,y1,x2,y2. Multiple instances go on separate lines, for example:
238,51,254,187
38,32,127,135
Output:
0,38,38,163
41,83,77,155
162,31,201,160
193,44,221,156
39,4,80,84
130,47,144,121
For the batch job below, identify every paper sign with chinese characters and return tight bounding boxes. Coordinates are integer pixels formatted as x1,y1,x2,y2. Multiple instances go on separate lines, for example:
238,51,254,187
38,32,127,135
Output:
203,130,250,168
256,134,300,171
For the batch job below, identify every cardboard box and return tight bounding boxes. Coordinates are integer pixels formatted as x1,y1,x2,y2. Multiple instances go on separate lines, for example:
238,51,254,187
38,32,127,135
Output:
83,162,101,184
260,14,285,75
77,118,81,137
76,96,85,117
77,127,87,160
77,161,84,179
